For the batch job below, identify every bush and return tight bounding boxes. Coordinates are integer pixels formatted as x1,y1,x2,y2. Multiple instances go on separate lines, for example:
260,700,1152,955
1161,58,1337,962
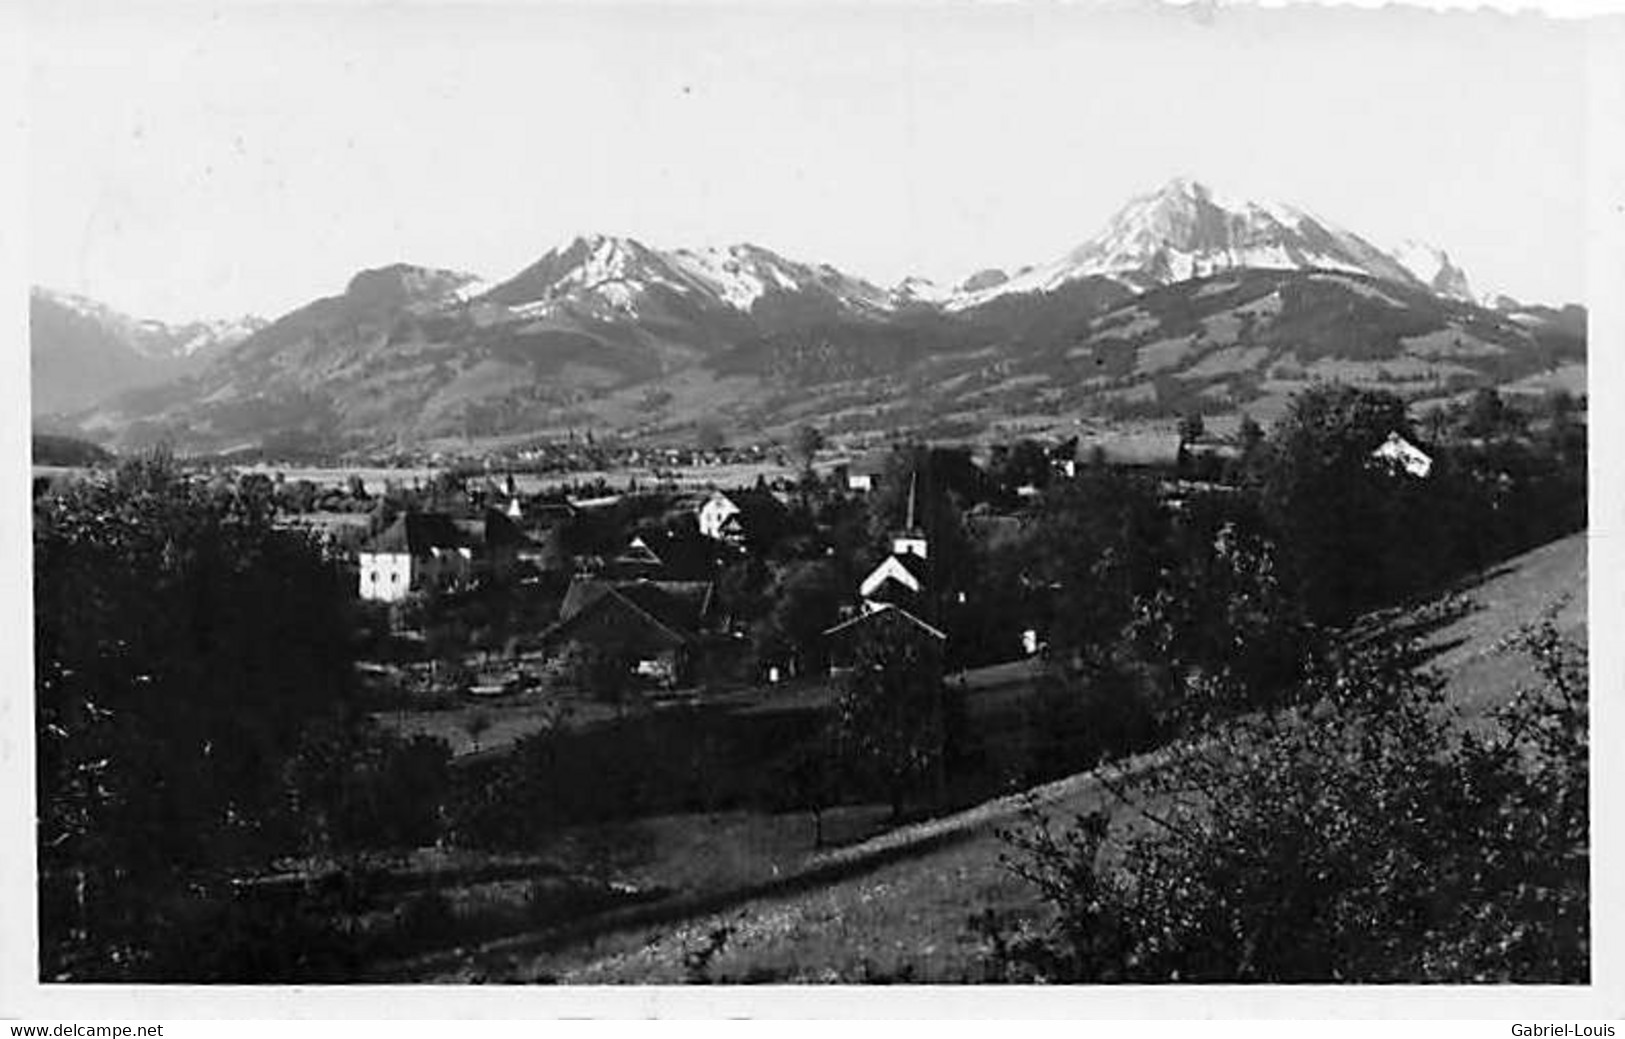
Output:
988,609,1587,982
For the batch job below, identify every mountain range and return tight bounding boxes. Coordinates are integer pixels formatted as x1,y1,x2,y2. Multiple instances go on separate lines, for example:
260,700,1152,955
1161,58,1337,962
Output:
30,288,266,414
35,178,1585,454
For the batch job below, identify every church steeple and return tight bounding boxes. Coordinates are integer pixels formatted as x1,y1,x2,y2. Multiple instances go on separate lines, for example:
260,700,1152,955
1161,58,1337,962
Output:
891,469,928,559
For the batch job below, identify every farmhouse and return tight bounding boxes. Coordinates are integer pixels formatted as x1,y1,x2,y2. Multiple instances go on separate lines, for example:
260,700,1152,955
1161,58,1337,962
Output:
544,577,717,687
696,488,789,547
610,527,730,582
823,602,947,670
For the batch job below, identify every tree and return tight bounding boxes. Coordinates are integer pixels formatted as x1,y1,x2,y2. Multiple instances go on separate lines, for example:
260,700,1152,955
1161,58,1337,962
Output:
1022,469,1171,673
1462,386,1513,440
1237,413,1264,456
717,555,774,633
35,452,361,977
1257,383,1415,624
790,424,826,472
988,439,1051,495
769,731,839,848
751,560,843,677
832,626,948,820
1177,411,1206,445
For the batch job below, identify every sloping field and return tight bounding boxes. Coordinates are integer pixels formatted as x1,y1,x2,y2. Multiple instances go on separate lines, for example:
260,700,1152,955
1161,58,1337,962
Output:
422,533,1587,983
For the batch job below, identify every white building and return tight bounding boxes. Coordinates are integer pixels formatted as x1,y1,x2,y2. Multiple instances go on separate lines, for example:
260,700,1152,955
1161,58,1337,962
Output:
357,513,473,602
1371,432,1433,479
695,488,787,546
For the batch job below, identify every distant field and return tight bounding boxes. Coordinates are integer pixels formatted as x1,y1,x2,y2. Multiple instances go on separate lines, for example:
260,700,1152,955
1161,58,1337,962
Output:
225,461,805,496
233,465,437,494
437,532,1587,984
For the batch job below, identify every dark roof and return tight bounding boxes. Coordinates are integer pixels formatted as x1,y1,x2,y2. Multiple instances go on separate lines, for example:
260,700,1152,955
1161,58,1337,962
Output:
711,490,789,542
617,582,710,637
360,512,467,555
559,577,615,621
560,577,714,630
478,508,533,548
547,579,710,647
529,502,579,525
450,509,535,550
614,536,665,569
823,603,947,642
878,550,932,587
715,487,788,518
613,527,727,581
848,448,895,477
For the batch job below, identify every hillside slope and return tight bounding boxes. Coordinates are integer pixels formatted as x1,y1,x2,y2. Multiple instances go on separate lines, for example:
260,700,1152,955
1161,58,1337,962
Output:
456,533,1586,984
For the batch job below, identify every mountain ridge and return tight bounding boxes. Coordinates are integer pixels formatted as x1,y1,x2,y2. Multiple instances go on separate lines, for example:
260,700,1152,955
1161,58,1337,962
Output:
39,178,1584,452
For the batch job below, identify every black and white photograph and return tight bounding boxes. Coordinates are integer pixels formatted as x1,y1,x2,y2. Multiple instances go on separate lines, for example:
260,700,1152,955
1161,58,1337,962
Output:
9,0,1616,1008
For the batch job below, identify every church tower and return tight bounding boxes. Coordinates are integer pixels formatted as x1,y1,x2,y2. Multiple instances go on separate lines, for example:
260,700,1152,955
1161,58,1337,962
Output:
890,470,928,560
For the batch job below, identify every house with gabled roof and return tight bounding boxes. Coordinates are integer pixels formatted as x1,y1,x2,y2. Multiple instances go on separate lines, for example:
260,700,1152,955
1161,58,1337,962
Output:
609,526,729,582
823,601,947,669
544,577,718,687
696,487,789,548
357,512,473,602
356,509,539,602
827,471,949,667
842,448,893,493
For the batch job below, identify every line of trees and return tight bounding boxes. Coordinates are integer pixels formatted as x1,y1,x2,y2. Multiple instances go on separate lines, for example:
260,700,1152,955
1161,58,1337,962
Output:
35,451,450,980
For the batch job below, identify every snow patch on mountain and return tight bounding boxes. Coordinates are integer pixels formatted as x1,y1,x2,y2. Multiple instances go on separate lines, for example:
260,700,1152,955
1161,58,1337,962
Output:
31,286,266,360
1389,239,1474,301
945,178,1436,310
890,275,954,306
484,235,892,322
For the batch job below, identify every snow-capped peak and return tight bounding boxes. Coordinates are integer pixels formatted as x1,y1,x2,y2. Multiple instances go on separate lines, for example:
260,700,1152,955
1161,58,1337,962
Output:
946,177,1432,310
667,243,809,310
890,275,953,306
480,234,700,318
482,234,892,320
1389,239,1474,301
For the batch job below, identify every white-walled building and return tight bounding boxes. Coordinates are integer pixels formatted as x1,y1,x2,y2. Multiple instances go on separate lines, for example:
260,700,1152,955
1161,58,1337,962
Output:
695,488,788,546
1371,432,1433,478
356,512,473,602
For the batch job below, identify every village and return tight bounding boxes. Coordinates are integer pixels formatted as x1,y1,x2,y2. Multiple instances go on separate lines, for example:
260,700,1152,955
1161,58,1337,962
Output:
338,428,1247,724
31,378,1590,983
254,412,1452,782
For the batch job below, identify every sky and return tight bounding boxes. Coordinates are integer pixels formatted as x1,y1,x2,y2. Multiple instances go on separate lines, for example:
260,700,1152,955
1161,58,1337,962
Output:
26,1,1590,322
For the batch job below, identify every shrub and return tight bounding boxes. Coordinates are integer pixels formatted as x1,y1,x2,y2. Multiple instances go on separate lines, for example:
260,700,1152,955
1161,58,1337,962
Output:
988,609,1587,982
